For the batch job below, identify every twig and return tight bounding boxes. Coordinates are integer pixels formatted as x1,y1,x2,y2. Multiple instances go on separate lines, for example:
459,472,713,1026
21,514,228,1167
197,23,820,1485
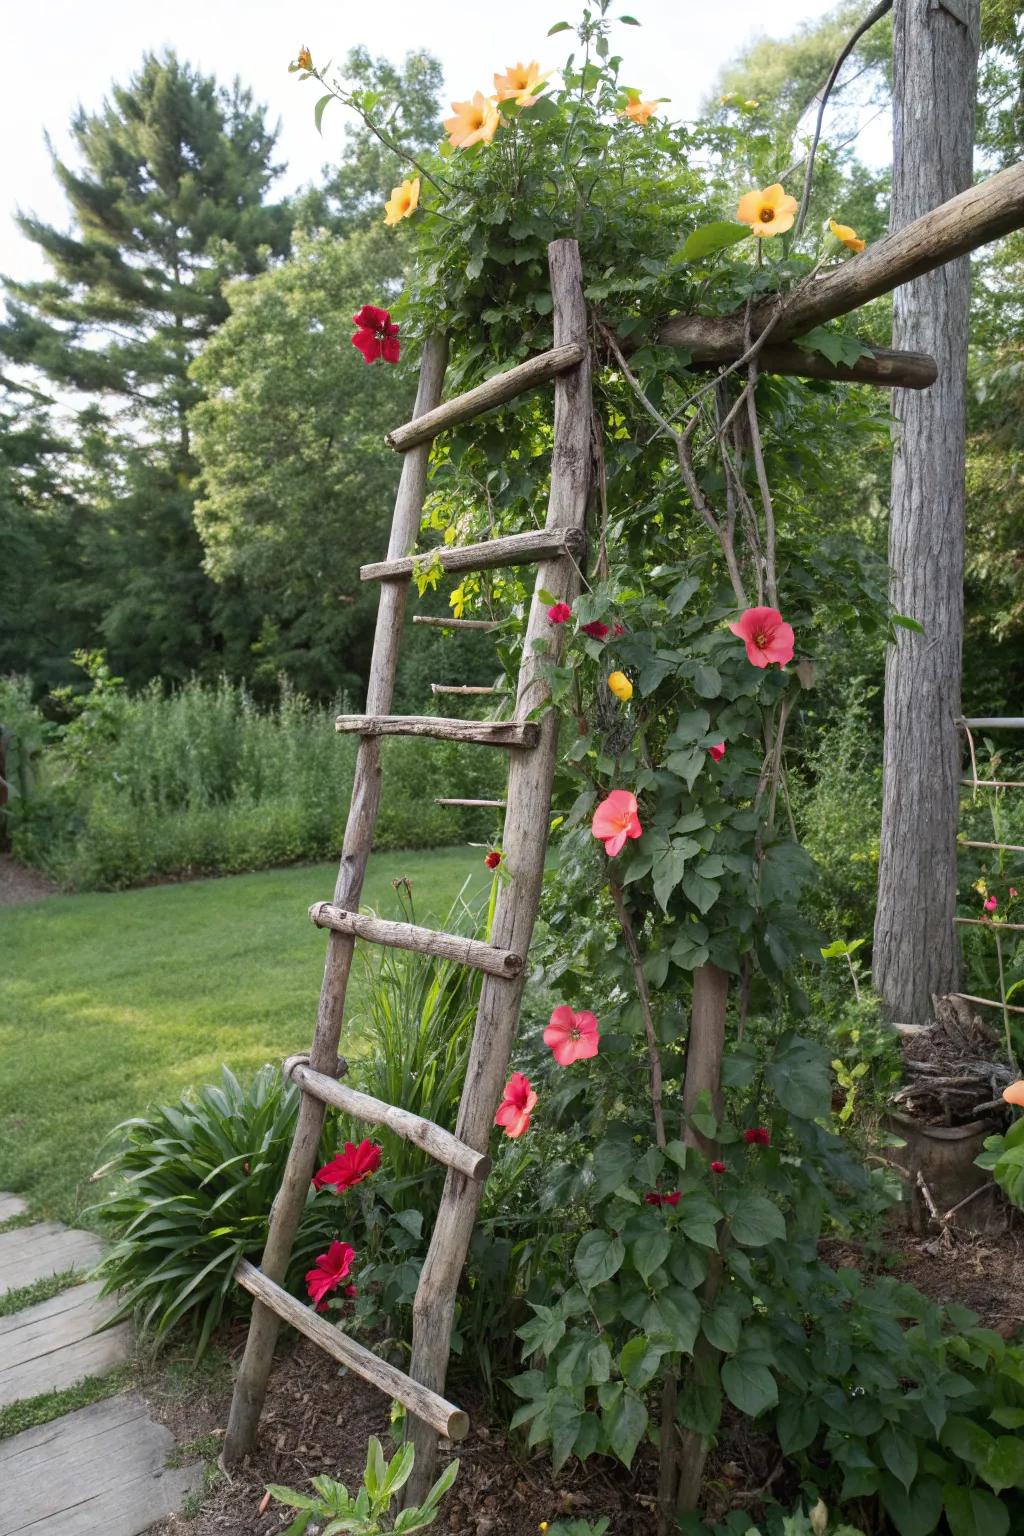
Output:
944,1183,994,1222
743,311,779,608
794,0,894,236
916,1170,952,1235
609,880,667,1149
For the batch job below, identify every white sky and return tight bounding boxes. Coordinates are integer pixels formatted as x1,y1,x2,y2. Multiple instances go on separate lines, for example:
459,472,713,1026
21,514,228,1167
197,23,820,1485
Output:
0,0,876,284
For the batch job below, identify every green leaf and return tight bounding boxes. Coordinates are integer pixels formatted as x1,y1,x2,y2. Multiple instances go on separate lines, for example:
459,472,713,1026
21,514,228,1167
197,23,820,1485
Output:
314,94,333,135
796,325,873,368
650,1286,701,1353
943,1484,1010,1536
550,1395,583,1473
892,613,925,634
693,664,721,699
877,1422,919,1492
765,1035,832,1120
681,870,720,915
682,222,750,260
776,1398,819,1454
666,575,700,616
605,1389,648,1467
721,1357,778,1416
653,839,699,911
879,1476,943,1536
728,1195,786,1247
702,1302,741,1354
574,1230,625,1289
620,1334,664,1389
620,13,641,22
941,1414,997,1469
669,708,710,745
548,20,573,33
990,1406,1024,1429
980,1434,1024,1493
631,1229,670,1284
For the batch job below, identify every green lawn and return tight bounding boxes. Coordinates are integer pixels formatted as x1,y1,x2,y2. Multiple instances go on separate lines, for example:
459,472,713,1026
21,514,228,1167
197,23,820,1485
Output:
0,849,489,1224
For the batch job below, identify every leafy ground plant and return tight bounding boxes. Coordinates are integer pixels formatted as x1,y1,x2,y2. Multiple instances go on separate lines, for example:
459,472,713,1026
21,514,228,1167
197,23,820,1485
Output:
267,1436,458,1534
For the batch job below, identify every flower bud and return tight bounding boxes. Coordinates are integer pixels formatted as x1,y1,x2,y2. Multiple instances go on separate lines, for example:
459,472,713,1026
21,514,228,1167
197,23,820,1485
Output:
607,670,633,702
809,1498,828,1535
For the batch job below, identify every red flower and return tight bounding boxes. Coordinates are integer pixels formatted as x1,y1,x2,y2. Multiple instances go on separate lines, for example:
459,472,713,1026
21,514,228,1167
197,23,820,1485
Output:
1011,887,1018,898
495,1072,537,1138
544,1005,600,1065
547,601,572,625
484,850,502,870
581,620,610,640
591,790,643,858
708,742,726,762
710,1160,726,1173
351,304,400,365
313,1140,382,1192
306,1240,355,1312
645,1190,681,1207
344,1283,358,1299
743,1127,771,1146
984,894,998,913
612,622,626,637
728,606,795,668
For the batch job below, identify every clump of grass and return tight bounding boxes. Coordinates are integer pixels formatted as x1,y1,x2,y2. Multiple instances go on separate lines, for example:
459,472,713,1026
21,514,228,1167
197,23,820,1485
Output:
0,1363,131,1440
0,1268,86,1320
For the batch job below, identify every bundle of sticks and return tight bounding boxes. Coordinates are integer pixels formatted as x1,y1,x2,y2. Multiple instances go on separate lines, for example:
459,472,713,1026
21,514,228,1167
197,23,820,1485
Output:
890,995,1016,1125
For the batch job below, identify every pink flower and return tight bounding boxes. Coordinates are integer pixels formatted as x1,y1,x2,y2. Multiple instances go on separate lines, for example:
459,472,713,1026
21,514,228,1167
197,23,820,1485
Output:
484,850,502,870
728,606,795,668
591,790,643,858
581,620,610,640
344,1283,358,1299
708,742,726,762
547,601,572,625
612,623,626,637
1011,888,1018,899
984,895,998,913
313,1140,382,1192
495,1072,537,1138
710,1160,726,1173
544,1005,600,1065
351,304,400,365
743,1127,771,1146
306,1240,355,1312
644,1190,681,1207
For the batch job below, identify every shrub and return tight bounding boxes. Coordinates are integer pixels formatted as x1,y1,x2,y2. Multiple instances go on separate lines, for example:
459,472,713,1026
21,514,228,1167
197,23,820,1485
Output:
267,1438,458,1535
91,1065,340,1356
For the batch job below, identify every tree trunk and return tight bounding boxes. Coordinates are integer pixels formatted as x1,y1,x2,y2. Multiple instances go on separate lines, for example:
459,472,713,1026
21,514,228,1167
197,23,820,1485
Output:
873,0,980,1024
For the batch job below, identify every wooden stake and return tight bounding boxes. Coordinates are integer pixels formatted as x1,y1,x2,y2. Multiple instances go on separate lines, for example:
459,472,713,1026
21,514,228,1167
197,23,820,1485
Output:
403,240,593,1505
221,335,450,1468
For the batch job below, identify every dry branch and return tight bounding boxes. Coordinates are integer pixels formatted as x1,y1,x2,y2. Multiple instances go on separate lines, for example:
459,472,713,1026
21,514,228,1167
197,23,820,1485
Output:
361,527,584,583
308,901,523,977
412,615,500,632
334,715,539,749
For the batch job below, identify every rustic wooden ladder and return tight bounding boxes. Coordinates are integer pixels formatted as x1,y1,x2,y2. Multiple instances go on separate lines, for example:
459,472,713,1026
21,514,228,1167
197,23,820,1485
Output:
221,240,593,1494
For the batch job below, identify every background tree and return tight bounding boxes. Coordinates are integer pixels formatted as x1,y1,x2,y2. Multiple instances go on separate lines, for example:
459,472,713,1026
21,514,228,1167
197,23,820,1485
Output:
0,52,291,688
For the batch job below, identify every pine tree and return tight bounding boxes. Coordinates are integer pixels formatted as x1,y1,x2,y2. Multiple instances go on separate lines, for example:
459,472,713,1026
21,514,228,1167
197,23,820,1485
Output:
0,52,291,685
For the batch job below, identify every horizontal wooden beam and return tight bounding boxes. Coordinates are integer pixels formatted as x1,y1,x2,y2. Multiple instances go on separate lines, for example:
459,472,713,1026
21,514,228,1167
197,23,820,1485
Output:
308,901,523,978
362,527,583,583
434,797,508,809
705,342,938,389
958,838,1024,854
234,1259,470,1440
335,714,539,749
962,717,1024,729
413,615,499,632
387,341,587,452
430,683,505,696
655,162,1024,369
286,1060,491,1183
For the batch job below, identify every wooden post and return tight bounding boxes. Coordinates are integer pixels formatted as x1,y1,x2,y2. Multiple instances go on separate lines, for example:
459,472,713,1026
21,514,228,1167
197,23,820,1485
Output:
221,336,449,1467
402,240,593,1504
873,0,980,1023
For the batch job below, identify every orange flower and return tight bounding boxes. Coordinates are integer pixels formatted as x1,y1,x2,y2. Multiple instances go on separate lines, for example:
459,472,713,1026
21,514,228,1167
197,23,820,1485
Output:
444,93,500,149
1003,1081,1024,1108
736,183,799,237
829,217,866,254
494,60,549,107
296,46,312,71
383,177,420,226
619,92,658,126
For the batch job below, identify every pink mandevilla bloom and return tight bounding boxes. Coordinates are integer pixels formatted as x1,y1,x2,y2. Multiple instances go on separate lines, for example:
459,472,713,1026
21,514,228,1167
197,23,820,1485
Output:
728,606,795,668
581,620,610,640
547,601,572,625
544,1005,600,1066
743,1127,771,1146
591,790,643,858
306,1240,355,1312
708,742,727,762
495,1072,537,1138
313,1140,382,1192
351,304,400,364
984,895,998,913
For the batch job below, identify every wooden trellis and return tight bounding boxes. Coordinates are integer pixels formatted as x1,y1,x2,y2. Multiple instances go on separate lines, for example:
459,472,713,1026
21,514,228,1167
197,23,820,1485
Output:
222,158,1024,1501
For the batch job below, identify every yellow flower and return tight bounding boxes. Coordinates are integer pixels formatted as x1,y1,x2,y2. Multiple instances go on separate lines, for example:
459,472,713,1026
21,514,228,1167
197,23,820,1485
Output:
538,1526,550,1534
296,46,312,71
384,177,420,226
829,217,866,254
607,671,633,703
744,99,760,108
494,60,550,107
618,92,658,126
736,183,799,237
444,93,500,149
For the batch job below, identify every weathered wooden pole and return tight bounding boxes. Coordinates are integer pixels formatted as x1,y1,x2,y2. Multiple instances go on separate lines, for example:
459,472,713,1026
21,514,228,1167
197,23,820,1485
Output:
873,0,980,1022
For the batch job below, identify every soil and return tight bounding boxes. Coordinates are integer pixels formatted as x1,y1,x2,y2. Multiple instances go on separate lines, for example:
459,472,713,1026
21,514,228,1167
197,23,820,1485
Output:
0,853,58,905
829,1224,1024,1335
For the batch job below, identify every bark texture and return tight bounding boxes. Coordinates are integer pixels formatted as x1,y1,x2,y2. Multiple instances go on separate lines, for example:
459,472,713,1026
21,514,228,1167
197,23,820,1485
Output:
873,0,980,1023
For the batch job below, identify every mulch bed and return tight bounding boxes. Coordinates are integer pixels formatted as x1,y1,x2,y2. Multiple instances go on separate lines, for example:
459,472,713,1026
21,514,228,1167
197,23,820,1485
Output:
0,854,58,906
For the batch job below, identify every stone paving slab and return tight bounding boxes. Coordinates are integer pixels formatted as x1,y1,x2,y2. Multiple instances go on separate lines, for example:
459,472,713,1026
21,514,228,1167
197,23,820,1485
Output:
0,1392,202,1535
0,1195,27,1225
0,1222,103,1298
0,1279,130,1406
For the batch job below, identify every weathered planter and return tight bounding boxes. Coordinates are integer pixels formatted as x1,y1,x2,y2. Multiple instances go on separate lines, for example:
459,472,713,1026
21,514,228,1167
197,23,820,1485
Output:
886,1112,1003,1234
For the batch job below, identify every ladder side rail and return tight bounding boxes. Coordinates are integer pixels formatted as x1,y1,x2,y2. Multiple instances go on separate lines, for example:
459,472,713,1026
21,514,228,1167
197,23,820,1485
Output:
404,240,593,1501
222,335,449,1466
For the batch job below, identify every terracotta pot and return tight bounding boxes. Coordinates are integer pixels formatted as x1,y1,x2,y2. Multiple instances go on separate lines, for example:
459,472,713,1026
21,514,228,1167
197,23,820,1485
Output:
886,1113,1002,1233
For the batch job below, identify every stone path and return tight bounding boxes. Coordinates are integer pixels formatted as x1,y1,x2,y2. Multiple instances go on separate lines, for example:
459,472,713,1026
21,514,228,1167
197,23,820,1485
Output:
0,1198,202,1535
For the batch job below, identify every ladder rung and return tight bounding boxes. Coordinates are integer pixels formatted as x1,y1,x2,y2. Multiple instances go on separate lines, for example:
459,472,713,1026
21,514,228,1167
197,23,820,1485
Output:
361,527,583,584
430,683,505,696
434,797,508,809
234,1259,469,1440
413,614,500,632
309,901,523,978
286,1060,491,1183
386,341,587,452
335,715,539,748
